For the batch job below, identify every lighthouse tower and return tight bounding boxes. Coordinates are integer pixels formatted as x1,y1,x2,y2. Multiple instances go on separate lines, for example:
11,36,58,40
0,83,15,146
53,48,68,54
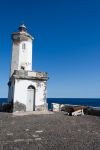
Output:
10,24,33,76
8,24,48,112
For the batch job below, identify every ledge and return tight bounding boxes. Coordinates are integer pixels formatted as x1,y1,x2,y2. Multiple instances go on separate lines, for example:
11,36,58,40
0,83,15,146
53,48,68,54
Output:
10,70,48,81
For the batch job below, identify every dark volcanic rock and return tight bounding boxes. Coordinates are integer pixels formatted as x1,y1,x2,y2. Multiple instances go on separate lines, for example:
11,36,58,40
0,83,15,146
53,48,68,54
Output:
83,107,100,116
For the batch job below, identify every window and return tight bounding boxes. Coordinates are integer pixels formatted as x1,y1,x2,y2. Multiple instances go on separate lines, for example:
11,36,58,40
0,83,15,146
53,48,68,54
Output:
21,66,25,70
22,43,26,50
28,85,35,89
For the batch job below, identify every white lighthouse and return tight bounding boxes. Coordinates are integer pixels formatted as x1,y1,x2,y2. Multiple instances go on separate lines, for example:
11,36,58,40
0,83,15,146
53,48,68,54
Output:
8,24,48,112
10,24,33,76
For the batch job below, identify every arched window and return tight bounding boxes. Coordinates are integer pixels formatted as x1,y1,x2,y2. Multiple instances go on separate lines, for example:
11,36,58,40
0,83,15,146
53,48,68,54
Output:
27,85,35,89
22,43,26,50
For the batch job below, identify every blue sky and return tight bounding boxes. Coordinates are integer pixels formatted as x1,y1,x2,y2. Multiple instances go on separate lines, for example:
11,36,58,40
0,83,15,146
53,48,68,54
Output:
0,0,100,98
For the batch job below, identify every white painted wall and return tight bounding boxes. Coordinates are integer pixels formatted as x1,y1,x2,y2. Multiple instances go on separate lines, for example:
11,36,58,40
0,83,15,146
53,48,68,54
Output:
19,40,32,71
11,43,20,76
11,37,32,76
14,79,47,110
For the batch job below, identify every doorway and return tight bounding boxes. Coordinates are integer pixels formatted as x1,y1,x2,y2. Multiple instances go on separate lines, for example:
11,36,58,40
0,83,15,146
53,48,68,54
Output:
27,85,35,111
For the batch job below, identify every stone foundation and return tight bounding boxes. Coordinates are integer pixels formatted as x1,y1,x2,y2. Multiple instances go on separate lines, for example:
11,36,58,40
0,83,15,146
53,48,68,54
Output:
35,103,48,111
13,101,48,112
14,101,26,112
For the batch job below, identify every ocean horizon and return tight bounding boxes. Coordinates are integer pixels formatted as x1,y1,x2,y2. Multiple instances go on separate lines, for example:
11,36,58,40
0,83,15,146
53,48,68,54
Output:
47,98,100,108
0,98,100,108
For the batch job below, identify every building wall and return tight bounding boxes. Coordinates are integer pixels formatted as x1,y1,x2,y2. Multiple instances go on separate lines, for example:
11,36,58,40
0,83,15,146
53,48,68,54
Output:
13,78,47,111
11,43,20,76
19,40,32,71
8,79,15,103
11,38,32,76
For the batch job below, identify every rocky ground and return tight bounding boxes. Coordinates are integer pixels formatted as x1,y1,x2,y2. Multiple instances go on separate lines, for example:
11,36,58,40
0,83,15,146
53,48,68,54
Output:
0,112,100,150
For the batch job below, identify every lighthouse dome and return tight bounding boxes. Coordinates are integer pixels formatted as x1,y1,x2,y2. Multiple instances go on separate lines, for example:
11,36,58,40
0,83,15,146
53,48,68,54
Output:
19,24,27,32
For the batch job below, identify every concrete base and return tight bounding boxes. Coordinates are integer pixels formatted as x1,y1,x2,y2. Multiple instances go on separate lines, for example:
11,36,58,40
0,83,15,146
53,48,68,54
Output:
13,101,48,112
13,111,54,116
13,101,26,112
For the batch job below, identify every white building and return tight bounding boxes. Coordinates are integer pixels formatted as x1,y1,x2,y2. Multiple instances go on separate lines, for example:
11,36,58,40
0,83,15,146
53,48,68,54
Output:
8,24,48,112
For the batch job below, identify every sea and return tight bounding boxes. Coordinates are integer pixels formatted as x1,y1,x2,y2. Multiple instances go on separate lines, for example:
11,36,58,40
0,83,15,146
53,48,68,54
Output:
47,98,100,109
0,98,8,104
0,98,100,108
